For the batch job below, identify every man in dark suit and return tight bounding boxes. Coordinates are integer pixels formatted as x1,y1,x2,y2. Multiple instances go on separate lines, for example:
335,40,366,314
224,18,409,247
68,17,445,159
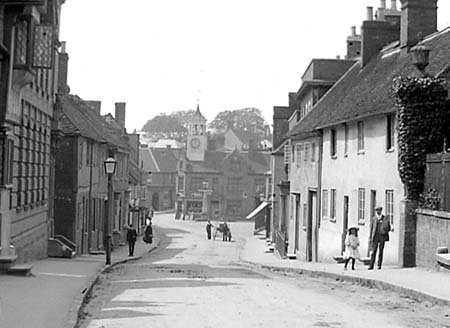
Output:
368,206,391,270
126,224,138,257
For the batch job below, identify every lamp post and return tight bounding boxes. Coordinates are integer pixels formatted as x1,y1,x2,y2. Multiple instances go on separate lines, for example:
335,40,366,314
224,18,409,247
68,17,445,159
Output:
104,156,117,265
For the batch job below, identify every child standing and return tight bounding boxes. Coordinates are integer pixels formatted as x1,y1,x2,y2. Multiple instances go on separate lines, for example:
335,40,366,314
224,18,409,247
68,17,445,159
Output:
344,226,360,270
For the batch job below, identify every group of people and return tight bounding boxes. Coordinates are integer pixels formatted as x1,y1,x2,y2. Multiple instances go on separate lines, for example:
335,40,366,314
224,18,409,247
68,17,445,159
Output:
343,205,391,270
126,212,154,257
206,220,232,241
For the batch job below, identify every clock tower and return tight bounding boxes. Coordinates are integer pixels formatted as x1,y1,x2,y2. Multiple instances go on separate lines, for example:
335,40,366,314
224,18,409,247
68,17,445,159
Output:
186,104,207,161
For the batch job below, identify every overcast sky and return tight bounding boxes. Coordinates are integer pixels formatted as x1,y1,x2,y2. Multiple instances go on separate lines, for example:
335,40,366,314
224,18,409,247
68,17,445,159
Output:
59,0,450,132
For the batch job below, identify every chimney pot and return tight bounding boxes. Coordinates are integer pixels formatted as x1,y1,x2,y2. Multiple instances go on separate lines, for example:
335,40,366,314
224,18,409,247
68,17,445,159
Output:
391,0,397,10
380,0,386,8
367,7,374,20
351,26,357,36
61,41,66,53
377,8,386,20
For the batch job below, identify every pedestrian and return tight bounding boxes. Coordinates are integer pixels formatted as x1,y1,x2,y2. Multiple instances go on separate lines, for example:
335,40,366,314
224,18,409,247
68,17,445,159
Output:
126,224,137,257
227,224,232,241
206,220,213,240
222,222,228,242
368,206,391,270
343,226,360,270
144,222,153,246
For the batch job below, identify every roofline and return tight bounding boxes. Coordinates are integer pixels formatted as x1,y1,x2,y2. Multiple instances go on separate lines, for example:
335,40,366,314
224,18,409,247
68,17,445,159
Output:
295,80,335,100
316,108,396,130
148,148,161,172
272,138,288,154
301,58,356,81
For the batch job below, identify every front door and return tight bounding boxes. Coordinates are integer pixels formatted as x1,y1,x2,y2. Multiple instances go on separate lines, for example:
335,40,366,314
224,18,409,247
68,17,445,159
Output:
307,191,316,261
342,195,349,254
294,194,300,252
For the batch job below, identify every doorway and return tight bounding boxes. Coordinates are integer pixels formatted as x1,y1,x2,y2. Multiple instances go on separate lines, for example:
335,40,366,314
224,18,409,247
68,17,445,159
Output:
341,195,349,254
307,190,316,261
294,194,300,253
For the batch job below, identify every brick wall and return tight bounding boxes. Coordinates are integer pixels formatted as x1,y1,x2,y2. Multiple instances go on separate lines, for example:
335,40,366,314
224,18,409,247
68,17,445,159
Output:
416,209,450,267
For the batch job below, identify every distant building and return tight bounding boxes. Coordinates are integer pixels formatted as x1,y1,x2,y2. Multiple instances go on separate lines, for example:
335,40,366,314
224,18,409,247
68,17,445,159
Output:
175,107,270,221
139,145,179,211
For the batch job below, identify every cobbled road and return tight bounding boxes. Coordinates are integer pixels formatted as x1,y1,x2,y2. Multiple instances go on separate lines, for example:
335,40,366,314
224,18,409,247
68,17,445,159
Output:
78,214,450,328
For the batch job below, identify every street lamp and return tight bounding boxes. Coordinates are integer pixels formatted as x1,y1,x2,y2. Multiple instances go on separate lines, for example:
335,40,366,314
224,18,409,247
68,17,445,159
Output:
104,156,117,265
411,34,430,75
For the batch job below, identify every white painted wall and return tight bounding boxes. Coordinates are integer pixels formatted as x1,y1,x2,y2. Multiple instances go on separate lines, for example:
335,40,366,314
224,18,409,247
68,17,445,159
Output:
319,115,404,265
287,136,320,261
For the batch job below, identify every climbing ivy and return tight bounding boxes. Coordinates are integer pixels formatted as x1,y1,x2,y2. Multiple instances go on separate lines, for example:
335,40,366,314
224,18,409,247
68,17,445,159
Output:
393,76,450,200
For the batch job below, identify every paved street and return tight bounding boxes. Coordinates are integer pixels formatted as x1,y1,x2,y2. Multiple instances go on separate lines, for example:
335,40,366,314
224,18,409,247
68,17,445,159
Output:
79,214,450,328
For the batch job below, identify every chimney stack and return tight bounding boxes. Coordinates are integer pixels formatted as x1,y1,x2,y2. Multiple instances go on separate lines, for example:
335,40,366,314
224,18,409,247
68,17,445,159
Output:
400,0,438,49
57,41,69,95
380,0,386,9
361,8,400,66
366,7,374,20
115,102,126,131
86,101,101,115
346,26,361,60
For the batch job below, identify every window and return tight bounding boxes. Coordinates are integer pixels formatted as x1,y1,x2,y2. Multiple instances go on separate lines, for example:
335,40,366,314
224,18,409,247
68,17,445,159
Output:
322,189,328,218
330,129,337,157
295,143,302,165
284,144,291,164
227,177,242,193
226,200,242,216
212,177,219,191
191,176,204,192
177,175,184,191
386,190,394,225
386,114,394,151
358,188,365,223
304,143,310,162
344,124,349,156
311,142,316,162
330,189,336,220
357,121,364,152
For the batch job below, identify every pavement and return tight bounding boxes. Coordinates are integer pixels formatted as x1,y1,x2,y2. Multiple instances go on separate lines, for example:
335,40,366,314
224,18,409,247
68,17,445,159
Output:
0,231,160,328
240,233,450,306
1,217,450,328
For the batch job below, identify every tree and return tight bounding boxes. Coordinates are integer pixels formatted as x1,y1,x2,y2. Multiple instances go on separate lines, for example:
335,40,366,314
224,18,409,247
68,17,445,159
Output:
141,109,196,140
208,107,267,135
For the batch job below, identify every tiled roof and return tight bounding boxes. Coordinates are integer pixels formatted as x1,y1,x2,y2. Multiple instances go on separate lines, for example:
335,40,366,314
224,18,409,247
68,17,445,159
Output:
184,150,269,175
288,28,450,137
139,148,158,172
60,95,130,151
151,148,179,172
139,147,179,173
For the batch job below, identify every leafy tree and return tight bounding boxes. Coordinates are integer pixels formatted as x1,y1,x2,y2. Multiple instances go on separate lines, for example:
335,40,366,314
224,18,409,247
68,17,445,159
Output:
142,109,196,140
208,107,267,135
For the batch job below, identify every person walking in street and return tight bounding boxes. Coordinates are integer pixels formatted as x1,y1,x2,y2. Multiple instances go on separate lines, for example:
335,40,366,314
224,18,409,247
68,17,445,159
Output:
144,222,153,246
206,220,213,240
343,226,360,270
368,206,391,270
126,224,137,257
222,222,229,242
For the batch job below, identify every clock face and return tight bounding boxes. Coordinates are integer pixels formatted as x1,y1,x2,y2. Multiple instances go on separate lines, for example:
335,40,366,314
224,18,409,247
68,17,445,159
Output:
190,138,200,149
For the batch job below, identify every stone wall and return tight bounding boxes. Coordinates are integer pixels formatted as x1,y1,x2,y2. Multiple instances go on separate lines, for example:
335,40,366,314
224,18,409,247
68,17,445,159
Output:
416,209,450,267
